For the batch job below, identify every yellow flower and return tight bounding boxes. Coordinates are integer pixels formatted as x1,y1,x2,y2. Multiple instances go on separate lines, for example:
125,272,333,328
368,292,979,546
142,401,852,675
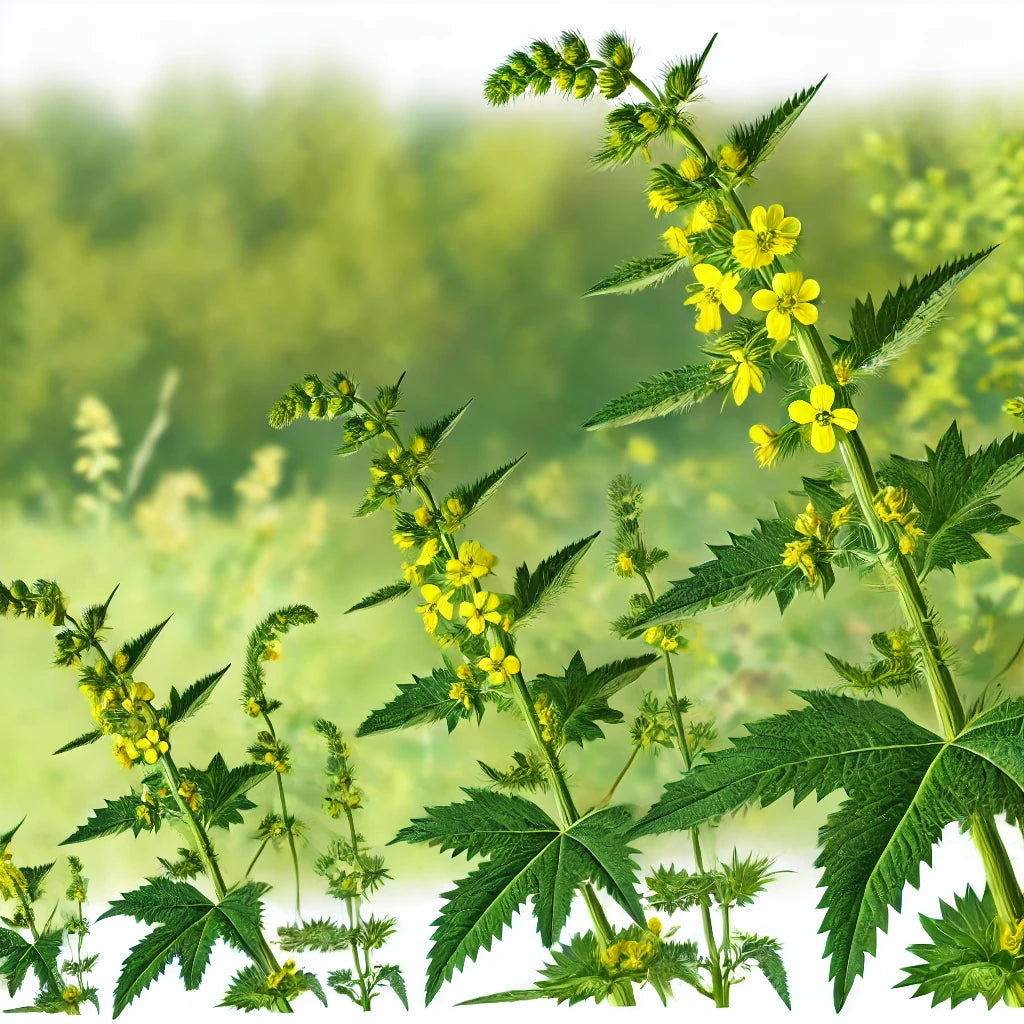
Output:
684,264,742,334
135,729,170,765
415,537,441,567
833,358,854,386
688,199,721,233
401,561,423,585
637,111,659,134
795,501,830,541
416,584,454,635
748,423,781,468
647,189,678,216
643,626,662,646
478,646,521,685
135,803,152,826
62,987,82,1007
456,663,475,682
392,531,416,551
444,496,465,519
678,156,703,180
616,552,634,576
788,384,859,454
446,540,497,585
178,779,201,812
601,943,622,968
244,697,262,717
460,590,503,635
1001,918,1024,955
752,271,820,342
661,225,693,261
267,959,298,989
448,681,472,711
121,681,156,713
660,635,679,652
873,486,911,523
410,435,430,457
722,350,764,406
647,917,663,936
111,734,141,768
731,204,801,269
413,506,433,528
781,538,819,586
719,144,748,173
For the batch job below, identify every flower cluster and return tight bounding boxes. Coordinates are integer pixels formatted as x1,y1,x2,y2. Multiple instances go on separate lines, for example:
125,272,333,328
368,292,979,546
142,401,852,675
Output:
873,486,926,555
780,498,854,588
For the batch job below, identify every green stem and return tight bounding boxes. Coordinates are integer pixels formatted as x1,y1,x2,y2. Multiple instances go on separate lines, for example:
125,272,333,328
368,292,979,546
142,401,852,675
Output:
719,902,732,1008
370,406,636,1006
638,570,726,1006
260,711,303,921
11,874,69,998
597,742,642,808
244,837,271,880
341,802,373,1011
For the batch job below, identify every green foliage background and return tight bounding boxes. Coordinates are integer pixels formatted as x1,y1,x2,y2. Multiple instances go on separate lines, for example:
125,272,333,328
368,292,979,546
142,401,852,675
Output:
2,80,1023,892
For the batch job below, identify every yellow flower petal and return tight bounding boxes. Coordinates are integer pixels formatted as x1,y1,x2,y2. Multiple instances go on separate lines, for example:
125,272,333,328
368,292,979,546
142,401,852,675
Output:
764,204,785,230
810,421,836,453
809,384,835,412
749,363,765,393
692,263,723,287
765,308,791,341
788,400,817,425
831,407,859,432
793,302,819,326
722,286,743,315
751,289,777,312
797,277,820,302
749,206,767,232
695,302,722,333
421,584,442,602
777,215,801,236
749,423,774,444
732,368,751,406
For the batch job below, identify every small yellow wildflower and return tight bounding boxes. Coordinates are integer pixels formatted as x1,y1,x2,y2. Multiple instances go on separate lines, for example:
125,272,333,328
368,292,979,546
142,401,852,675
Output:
448,681,472,711
647,189,678,216
637,111,659,134
1001,918,1024,955
416,584,454,635
619,939,655,970
62,987,82,1008
401,561,423,585
135,729,170,765
833,358,854,386
244,697,262,717
392,531,416,551
369,466,388,482
413,506,433,528
732,204,801,269
601,943,622,968
460,590,503,635
643,626,662,646
831,503,854,529
178,779,201,812
267,959,297,989
684,264,742,334
722,350,764,406
135,803,152,827
446,540,497,585
788,384,859,454
718,144,748,172
748,423,781,468
873,486,911,523
534,694,557,742
795,501,830,541
445,496,465,519
688,199,721,233
678,156,703,180
661,225,694,261
647,917,663,936
415,537,441,567
478,646,521,685
410,435,430,458
111,734,140,769
660,634,679,652
752,271,820,342
456,663,474,682
782,539,819,586
121,681,156,713
616,552,635,576
113,651,129,673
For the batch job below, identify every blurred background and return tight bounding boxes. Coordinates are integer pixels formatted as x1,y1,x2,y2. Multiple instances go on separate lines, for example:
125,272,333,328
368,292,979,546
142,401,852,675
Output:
1,0,1023,1014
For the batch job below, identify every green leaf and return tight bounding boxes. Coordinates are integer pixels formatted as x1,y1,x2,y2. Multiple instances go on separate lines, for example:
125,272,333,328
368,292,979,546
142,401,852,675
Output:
277,918,351,953
376,964,408,1009
52,729,103,756
631,691,1024,1009
221,964,276,1011
413,400,472,450
881,423,1024,575
163,666,230,727
61,794,159,845
660,34,717,103
626,516,807,631
512,533,598,627
184,754,273,830
897,886,1024,1008
116,617,172,674
731,933,790,1008
99,878,269,1017
838,249,994,374
357,667,478,737
529,651,658,745
394,790,645,1004
584,364,724,430
446,455,526,520
345,581,411,614
726,78,825,176
19,864,54,903
0,928,62,997
242,605,318,703
584,254,686,297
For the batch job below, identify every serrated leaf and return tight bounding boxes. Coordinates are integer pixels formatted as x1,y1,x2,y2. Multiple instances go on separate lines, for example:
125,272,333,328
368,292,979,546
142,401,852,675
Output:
100,879,269,1017
727,78,825,176
52,729,103,756
881,423,1024,575
0,927,62,997
838,249,994,374
61,794,158,845
184,754,273,830
18,864,54,903
395,790,645,1004
221,964,276,1011
897,886,1024,1008
584,253,686,297
627,517,807,631
660,34,717,103
529,651,658,745
413,401,472,450
357,667,477,737
376,964,408,1009
447,455,526,519
164,666,229,727
731,933,790,1008
277,918,351,953
117,617,172,674
345,581,411,614
512,533,598,627
584,364,725,429
631,691,1024,1009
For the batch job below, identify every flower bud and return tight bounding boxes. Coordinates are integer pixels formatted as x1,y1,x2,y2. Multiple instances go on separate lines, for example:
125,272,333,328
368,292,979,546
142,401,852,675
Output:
560,32,589,67
530,41,561,76
573,67,597,99
598,67,628,99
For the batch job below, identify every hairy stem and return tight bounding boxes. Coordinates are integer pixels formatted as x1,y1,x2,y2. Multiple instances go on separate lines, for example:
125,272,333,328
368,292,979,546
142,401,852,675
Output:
341,802,373,1011
260,711,303,921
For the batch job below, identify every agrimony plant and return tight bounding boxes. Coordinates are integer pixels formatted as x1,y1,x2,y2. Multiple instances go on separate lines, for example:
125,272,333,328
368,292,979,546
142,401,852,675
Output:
487,28,1024,1011
269,370,698,1007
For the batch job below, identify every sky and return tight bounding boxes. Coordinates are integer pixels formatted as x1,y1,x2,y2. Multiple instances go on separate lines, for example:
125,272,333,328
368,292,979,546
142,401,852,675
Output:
1,0,1022,112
